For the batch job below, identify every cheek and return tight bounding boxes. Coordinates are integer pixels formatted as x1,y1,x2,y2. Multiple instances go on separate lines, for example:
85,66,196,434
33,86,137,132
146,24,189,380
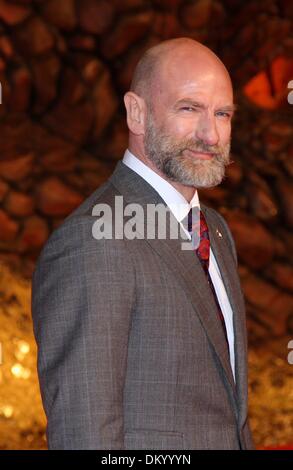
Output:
218,122,231,144
165,117,198,137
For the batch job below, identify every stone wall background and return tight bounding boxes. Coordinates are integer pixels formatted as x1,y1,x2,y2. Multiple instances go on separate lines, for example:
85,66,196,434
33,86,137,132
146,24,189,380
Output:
0,0,292,449
0,0,293,449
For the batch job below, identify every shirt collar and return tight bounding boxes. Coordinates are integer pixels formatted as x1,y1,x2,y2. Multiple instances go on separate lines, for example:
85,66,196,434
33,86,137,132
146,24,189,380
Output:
122,149,200,224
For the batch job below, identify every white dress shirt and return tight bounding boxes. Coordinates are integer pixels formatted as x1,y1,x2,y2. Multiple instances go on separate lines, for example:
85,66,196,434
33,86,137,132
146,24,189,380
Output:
122,149,235,380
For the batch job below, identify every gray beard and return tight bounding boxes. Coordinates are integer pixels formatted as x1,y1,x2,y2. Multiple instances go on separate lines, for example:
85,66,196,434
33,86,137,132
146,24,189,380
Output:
144,115,231,188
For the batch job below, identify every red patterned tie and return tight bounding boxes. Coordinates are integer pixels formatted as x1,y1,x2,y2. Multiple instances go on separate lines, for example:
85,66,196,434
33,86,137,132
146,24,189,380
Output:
188,207,230,350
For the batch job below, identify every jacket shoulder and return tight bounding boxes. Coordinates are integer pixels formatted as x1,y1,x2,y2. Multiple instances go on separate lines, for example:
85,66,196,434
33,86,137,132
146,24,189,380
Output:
34,179,121,266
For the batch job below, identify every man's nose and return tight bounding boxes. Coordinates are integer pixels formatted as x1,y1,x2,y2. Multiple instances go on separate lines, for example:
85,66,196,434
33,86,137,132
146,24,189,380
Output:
195,115,220,146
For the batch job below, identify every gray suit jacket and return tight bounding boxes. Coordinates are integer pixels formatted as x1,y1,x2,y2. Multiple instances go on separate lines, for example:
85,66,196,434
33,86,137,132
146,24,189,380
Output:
32,160,254,450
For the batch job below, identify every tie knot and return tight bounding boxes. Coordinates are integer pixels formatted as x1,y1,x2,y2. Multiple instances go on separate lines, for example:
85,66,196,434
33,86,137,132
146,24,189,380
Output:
196,209,210,269
199,209,209,238
184,207,210,268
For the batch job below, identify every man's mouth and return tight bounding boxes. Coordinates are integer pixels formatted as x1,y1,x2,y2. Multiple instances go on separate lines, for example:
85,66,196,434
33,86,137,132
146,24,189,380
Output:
184,149,214,160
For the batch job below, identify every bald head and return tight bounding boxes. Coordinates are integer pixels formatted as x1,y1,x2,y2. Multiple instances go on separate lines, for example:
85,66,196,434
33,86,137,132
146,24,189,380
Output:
130,38,232,107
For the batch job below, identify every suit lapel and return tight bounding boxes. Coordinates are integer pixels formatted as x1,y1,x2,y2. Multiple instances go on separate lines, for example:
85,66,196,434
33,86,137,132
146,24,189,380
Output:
203,206,248,423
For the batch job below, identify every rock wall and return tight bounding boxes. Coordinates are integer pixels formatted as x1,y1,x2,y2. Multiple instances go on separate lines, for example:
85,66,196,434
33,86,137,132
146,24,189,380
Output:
0,0,292,344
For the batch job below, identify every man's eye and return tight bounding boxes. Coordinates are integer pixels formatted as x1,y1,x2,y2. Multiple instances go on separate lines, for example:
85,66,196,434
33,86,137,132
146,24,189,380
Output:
216,111,231,118
181,107,196,112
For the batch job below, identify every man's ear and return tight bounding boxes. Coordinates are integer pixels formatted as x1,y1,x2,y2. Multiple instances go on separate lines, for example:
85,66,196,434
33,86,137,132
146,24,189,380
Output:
124,92,146,135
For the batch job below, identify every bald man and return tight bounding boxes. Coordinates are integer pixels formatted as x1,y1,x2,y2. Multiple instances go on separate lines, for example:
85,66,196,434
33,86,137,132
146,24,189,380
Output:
32,38,254,450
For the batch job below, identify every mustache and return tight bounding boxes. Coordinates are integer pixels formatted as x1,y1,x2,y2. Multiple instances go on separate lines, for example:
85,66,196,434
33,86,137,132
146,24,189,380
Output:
182,139,226,155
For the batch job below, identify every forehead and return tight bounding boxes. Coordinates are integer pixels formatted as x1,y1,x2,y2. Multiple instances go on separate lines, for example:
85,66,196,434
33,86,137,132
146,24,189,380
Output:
154,51,233,107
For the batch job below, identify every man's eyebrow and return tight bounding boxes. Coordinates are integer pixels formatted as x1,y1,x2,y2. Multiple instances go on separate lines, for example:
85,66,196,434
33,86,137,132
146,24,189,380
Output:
175,99,237,113
216,104,237,113
175,99,206,108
